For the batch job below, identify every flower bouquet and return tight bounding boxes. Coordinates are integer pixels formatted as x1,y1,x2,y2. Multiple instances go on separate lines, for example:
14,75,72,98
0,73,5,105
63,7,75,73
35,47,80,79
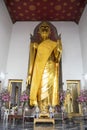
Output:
20,91,29,106
55,90,66,113
59,90,66,105
1,89,10,102
1,89,10,108
77,90,87,104
77,89,87,114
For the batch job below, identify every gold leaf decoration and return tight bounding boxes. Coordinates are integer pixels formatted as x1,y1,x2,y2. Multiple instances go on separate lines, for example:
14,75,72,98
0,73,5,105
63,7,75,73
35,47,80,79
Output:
69,6,73,10
54,5,62,11
62,10,66,13
15,16,18,19
25,10,29,13
18,6,21,10
50,10,53,13
10,2,14,6
32,13,35,16
80,8,83,13
15,0,20,2
19,13,24,17
23,2,27,6
43,13,47,16
75,10,78,13
37,10,41,13
26,16,29,19
77,2,80,6
29,5,36,11
43,6,47,10
67,13,71,16
37,2,40,6
63,2,68,6
13,10,16,13
43,0,47,2
50,2,54,6
61,16,65,19
71,0,75,2
56,13,59,16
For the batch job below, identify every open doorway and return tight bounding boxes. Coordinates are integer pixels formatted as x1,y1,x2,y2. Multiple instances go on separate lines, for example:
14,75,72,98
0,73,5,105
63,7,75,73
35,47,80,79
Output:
8,79,23,107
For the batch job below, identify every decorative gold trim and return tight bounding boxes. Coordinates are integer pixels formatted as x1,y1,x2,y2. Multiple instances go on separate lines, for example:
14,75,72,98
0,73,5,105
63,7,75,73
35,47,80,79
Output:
9,79,23,82
66,80,80,94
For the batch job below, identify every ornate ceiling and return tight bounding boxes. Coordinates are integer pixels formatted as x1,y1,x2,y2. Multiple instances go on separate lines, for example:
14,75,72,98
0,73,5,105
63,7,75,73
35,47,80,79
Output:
4,0,87,24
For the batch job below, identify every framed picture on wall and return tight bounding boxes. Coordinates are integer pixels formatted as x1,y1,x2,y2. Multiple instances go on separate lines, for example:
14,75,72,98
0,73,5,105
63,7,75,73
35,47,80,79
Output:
8,79,23,107
65,80,81,115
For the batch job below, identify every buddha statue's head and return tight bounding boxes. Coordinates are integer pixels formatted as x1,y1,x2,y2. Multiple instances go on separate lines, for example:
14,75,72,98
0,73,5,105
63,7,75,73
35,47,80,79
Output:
38,22,51,40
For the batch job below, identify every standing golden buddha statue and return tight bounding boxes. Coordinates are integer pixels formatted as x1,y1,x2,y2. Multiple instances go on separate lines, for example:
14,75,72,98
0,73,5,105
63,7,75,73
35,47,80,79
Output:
27,21,62,114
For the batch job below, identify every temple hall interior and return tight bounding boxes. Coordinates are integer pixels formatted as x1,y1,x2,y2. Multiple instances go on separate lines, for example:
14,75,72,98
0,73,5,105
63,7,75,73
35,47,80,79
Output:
0,0,87,130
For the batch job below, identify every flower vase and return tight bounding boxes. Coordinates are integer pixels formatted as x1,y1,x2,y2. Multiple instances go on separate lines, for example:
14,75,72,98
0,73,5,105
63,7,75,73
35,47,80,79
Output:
21,102,24,107
82,102,87,115
24,101,29,110
4,102,9,108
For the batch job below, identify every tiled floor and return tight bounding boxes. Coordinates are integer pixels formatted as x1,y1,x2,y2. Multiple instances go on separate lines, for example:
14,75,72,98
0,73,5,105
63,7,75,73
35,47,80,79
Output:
0,119,87,130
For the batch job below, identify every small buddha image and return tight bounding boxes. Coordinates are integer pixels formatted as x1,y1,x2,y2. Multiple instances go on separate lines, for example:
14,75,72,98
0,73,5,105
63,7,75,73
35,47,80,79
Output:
64,89,73,114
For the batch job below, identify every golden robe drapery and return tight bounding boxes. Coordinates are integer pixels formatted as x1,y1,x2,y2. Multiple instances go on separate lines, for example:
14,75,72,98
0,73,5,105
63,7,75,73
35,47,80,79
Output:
29,39,62,112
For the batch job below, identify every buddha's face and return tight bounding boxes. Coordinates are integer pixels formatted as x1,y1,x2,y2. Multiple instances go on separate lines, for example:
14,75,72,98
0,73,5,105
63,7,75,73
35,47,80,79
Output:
38,22,51,40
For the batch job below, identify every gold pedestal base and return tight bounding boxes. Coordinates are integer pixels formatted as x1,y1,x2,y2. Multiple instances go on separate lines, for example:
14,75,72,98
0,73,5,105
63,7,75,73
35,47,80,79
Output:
34,118,55,124
39,113,50,118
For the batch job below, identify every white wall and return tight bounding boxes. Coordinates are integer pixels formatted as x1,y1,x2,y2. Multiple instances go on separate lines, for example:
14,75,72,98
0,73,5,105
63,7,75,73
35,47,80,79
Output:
53,22,83,89
79,5,87,89
6,21,83,91
52,22,83,89
6,22,39,91
0,0,13,87
79,5,87,75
